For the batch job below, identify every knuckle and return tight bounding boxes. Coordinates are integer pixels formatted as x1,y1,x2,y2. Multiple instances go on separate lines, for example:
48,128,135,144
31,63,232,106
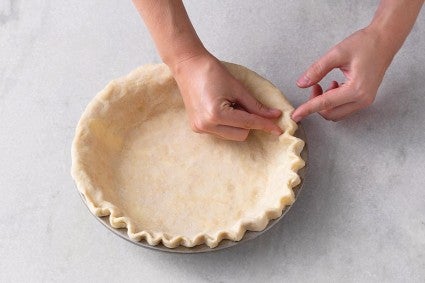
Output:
320,111,332,121
353,87,366,100
305,107,313,116
310,61,324,77
329,46,343,60
255,101,265,112
192,118,208,132
320,109,339,122
362,95,375,107
328,47,340,57
319,98,334,110
205,106,220,123
242,119,254,129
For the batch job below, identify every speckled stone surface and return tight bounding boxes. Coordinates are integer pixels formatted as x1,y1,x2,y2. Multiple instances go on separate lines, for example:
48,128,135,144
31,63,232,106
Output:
1,1,424,282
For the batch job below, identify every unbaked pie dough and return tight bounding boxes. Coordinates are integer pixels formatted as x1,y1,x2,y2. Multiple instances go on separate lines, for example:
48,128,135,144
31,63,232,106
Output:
71,62,305,248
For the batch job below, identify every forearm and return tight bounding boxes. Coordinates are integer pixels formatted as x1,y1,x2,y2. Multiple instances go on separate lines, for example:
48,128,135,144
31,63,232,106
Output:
132,0,208,70
368,0,423,58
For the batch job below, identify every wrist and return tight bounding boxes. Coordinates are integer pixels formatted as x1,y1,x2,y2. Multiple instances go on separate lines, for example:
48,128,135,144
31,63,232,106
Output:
168,51,218,78
366,0,423,60
363,24,398,68
161,38,209,73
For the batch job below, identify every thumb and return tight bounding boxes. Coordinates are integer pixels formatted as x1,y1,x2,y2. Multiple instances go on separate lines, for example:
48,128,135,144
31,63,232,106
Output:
297,49,343,88
236,92,282,119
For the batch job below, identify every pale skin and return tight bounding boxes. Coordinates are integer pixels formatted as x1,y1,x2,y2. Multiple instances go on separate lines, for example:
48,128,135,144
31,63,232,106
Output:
132,0,423,141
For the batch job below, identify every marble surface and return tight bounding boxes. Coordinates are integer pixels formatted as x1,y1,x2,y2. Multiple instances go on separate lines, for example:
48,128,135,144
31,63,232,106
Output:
1,0,424,282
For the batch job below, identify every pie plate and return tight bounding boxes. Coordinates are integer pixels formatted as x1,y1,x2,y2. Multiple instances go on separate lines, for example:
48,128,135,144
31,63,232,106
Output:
78,124,308,253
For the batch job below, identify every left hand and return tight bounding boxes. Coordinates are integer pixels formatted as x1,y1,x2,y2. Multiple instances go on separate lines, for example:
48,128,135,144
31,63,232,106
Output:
292,27,394,122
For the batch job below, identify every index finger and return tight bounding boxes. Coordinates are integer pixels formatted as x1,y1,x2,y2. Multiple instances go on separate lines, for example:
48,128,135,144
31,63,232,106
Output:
219,108,283,135
292,86,354,122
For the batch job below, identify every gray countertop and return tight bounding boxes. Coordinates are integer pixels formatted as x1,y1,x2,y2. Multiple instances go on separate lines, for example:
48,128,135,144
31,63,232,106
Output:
1,1,424,282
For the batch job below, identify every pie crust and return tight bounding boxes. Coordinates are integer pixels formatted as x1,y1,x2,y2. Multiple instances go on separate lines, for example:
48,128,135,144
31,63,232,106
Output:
71,62,305,248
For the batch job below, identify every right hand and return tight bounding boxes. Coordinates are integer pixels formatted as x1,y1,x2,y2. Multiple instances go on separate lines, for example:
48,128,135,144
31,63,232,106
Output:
292,28,394,122
171,53,283,141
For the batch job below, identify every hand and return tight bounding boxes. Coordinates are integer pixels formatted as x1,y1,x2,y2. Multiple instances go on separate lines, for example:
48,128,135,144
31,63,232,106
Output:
292,27,394,122
172,53,283,141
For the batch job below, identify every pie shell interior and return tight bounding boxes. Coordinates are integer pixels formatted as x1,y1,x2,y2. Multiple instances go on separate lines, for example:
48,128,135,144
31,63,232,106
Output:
71,62,305,248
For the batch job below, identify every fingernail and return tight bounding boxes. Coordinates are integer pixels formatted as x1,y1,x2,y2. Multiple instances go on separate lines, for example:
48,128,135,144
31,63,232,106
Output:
271,130,281,136
297,75,311,87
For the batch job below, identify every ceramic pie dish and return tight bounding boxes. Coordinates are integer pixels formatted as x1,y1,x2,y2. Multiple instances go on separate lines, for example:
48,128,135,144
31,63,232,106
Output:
71,62,305,249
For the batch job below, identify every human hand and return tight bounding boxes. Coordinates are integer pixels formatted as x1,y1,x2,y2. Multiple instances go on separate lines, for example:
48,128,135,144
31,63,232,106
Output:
292,27,395,122
172,53,283,141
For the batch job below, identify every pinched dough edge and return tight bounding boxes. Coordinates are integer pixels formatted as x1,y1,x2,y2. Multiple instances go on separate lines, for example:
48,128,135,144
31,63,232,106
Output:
71,62,305,248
